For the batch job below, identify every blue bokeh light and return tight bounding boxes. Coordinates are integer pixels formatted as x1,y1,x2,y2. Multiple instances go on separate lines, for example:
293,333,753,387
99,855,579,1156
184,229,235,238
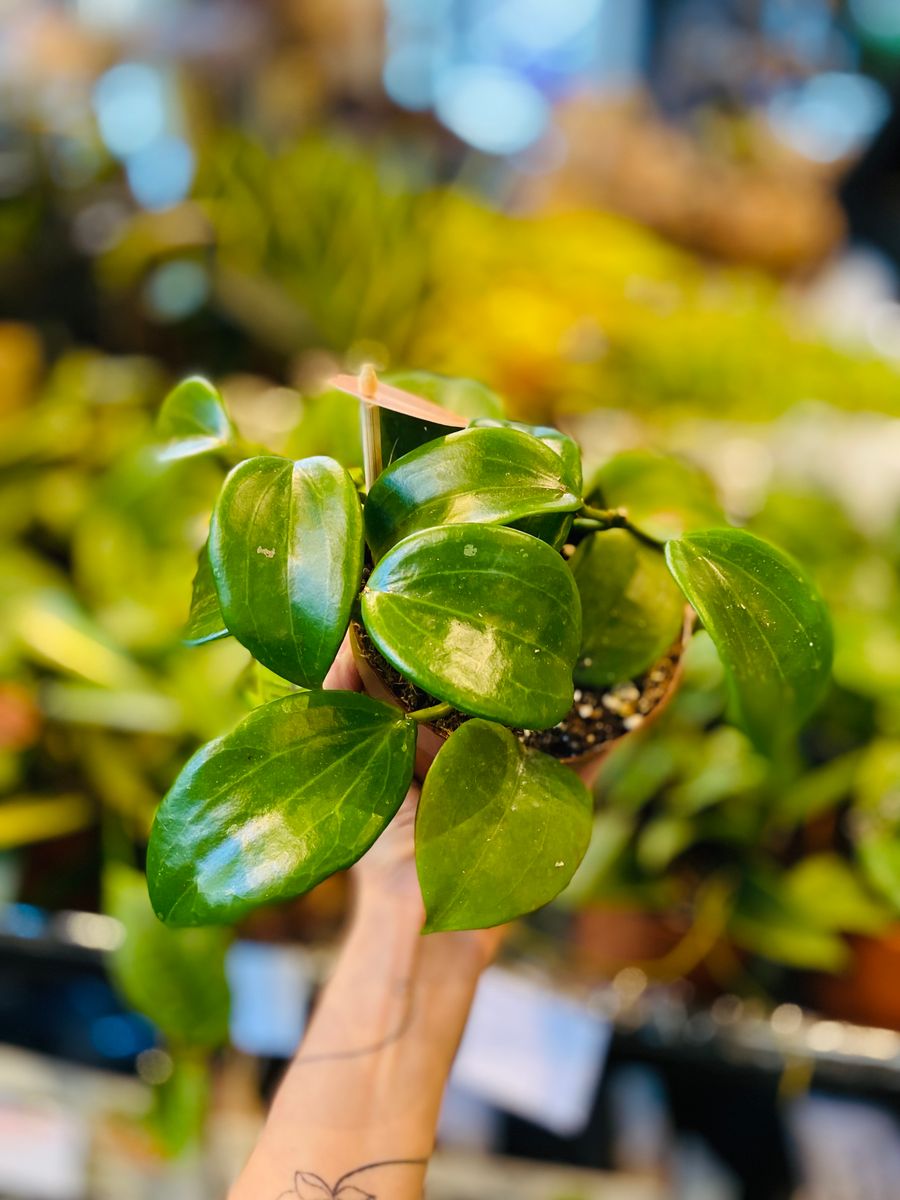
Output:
125,136,195,210
144,259,209,321
90,1013,149,1059
435,64,549,156
92,62,167,158
767,72,890,163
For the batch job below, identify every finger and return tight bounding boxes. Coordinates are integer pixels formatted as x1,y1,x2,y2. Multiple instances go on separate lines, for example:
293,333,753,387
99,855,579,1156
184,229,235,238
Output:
322,635,362,692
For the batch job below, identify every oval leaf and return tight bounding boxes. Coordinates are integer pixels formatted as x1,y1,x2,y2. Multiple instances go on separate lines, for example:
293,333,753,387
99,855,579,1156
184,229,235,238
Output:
157,376,236,461
210,455,363,687
511,511,574,551
665,529,832,752
148,691,416,926
592,451,724,542
184,541,228,646
416,720,592,931
364,426,582,560
362,524,581,729
470,417,583,493
472,418,582,550
572,527,684,687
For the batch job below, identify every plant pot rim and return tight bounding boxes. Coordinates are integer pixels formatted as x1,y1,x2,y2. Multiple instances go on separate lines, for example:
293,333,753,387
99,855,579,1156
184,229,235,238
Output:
350,606,695,768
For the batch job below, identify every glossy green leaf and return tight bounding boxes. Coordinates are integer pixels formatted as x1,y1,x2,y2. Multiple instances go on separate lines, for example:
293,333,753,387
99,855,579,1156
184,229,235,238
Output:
184,542,228,646
472,418,582,549
416,720,592,931
592,451,725,542
105,864,230,1047
511,511,574,551
572,528,684,687
471,416,582,490
666,529,832,752
209,455,363,687
157,377,236,461
148,691,416,926
362,524,581,729
364,426,582,559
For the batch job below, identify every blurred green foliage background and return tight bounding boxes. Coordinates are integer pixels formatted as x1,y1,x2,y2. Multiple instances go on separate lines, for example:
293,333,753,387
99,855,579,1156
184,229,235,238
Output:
3,2,900,1153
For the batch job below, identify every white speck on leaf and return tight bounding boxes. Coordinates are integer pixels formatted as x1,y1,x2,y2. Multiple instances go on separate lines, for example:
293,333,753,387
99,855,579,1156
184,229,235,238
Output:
256,546,275,558
463,544,477,557
555,861,565,868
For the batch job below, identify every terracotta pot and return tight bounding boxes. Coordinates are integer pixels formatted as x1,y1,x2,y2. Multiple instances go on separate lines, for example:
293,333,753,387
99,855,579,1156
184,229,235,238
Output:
350,607,695,774
813,927,900,1032
570,905,687,977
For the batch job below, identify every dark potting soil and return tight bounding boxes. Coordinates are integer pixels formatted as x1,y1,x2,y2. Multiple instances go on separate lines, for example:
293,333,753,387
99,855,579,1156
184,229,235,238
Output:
352,619,684,761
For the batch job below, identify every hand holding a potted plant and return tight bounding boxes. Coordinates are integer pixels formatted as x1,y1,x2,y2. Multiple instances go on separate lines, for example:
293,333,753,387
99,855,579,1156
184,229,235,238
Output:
146,372,832,935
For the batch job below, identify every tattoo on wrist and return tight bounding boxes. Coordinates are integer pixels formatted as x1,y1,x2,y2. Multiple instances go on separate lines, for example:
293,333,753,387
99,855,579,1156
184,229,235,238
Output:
295,978,414,1067
278,1158,427,1199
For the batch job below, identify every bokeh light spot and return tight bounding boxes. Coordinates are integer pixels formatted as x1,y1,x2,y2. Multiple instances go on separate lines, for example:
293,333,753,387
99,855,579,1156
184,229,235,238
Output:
92,62,166,158
125,136,195,210
435,65,549,155
144,259,209,321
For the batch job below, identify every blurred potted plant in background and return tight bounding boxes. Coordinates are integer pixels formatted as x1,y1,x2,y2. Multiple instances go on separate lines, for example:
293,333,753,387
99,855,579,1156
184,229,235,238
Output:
562,482,900,1021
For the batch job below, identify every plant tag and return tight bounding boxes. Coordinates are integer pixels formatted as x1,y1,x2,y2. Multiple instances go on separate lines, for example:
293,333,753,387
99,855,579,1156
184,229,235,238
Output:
226,941,312,1056
451,967,611,1136
331,372,467,485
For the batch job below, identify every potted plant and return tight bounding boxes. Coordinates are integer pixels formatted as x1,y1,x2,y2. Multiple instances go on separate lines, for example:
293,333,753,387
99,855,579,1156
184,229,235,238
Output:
146,370,832,935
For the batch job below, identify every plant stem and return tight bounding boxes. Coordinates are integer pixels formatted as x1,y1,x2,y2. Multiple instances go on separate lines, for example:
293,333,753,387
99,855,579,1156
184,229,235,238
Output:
578,504,627,527
575,505,667,554
407,701,453,724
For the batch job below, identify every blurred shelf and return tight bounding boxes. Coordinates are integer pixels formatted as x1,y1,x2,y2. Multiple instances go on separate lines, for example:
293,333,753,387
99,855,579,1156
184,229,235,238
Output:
2,903,900,1095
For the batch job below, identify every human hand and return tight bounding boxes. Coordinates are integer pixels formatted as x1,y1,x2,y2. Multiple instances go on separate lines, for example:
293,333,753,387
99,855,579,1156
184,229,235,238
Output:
323,640,504,964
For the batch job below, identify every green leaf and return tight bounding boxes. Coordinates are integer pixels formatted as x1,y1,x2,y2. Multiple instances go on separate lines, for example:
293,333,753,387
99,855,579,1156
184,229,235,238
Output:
729,867,849,971
636,813,695,873
385,371,505,420
560,810,636,906
184,542,228,646
416,720,592,931
784,854,889,935
148,691,416,926
470,417,582,490
511,512,574,551
364,425,582,560
665,529,832,752
209,455,363,687
105,863,230,1047
362,524,581,729
591,451,725,541
149,1052,211,1158
157,377,236,461
472,418,582,550
572,528,684,687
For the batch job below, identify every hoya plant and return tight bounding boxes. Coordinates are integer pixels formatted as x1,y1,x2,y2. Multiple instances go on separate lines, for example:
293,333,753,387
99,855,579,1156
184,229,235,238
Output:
147,371,832,933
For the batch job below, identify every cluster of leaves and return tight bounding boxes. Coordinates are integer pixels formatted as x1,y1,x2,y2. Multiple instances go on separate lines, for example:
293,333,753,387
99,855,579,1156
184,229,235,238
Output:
0,343,242,1155
147,374,832,934
567,487,900,978
87,133,900,425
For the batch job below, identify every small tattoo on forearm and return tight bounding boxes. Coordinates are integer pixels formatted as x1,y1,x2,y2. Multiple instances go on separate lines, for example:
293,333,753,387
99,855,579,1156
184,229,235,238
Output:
278,1158,427,1199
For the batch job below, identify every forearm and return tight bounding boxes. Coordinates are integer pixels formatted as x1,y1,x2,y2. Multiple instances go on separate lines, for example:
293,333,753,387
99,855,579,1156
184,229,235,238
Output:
230,893,487,1199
